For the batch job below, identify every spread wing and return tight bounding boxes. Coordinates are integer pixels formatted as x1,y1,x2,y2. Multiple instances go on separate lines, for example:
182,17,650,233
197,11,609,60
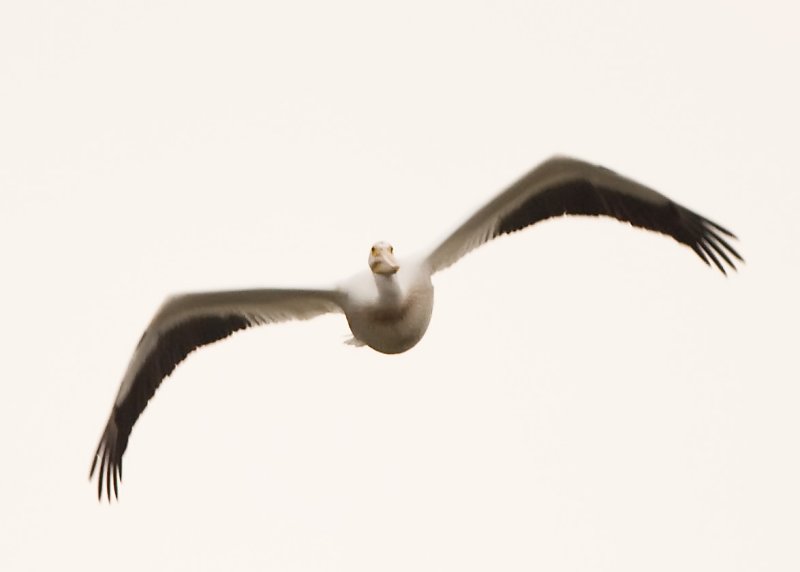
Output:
425,156,742,275
90,288,344,501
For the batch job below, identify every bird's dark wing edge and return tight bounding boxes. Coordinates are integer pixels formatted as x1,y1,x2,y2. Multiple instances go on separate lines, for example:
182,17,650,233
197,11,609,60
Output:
89,315,253,501
426,157,742,274
496,177,743,274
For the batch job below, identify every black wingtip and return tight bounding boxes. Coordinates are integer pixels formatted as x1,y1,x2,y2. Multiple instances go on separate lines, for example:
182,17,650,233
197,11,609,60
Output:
703,237,735,274
698,239,727,275
706,228,744,263
96,447,106,501
689,243,711,267
703,217,737,239
92,436,120,502
89,444,100,480
106,450,113,502
703,222,744,274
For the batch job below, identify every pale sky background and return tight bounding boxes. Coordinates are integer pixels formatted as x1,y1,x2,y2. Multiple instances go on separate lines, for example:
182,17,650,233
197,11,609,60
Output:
2,1,799,570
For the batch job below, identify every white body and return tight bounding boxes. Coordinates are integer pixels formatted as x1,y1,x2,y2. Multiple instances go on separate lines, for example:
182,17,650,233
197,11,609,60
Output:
340,258,434,354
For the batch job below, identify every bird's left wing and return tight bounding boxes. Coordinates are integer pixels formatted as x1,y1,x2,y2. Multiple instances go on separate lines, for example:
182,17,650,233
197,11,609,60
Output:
90,288,344,501
424,156,742,275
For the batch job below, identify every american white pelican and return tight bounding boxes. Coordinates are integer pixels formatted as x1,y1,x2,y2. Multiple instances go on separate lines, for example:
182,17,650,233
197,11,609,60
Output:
90,156,742,500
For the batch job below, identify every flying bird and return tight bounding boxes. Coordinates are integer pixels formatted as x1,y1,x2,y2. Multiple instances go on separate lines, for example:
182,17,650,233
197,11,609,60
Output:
90,156,742,500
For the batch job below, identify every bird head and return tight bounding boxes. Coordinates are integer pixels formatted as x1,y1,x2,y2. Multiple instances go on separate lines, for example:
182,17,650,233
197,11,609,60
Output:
368,241,399,275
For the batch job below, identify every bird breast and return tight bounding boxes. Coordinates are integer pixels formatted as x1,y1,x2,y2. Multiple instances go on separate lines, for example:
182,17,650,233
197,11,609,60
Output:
342,266,434,354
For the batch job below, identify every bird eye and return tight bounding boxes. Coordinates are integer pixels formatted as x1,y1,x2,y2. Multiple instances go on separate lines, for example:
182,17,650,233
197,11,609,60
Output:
389,246,394,253
371,247,377,255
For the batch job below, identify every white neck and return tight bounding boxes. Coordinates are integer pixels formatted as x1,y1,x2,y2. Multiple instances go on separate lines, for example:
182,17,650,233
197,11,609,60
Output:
373,273,402,303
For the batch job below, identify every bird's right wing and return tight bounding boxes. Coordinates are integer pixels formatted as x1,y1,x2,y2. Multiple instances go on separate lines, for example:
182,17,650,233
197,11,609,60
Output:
90,287,344,501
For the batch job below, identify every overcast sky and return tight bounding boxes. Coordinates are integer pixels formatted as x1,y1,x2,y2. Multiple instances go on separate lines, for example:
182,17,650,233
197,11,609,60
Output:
2,1,799,570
